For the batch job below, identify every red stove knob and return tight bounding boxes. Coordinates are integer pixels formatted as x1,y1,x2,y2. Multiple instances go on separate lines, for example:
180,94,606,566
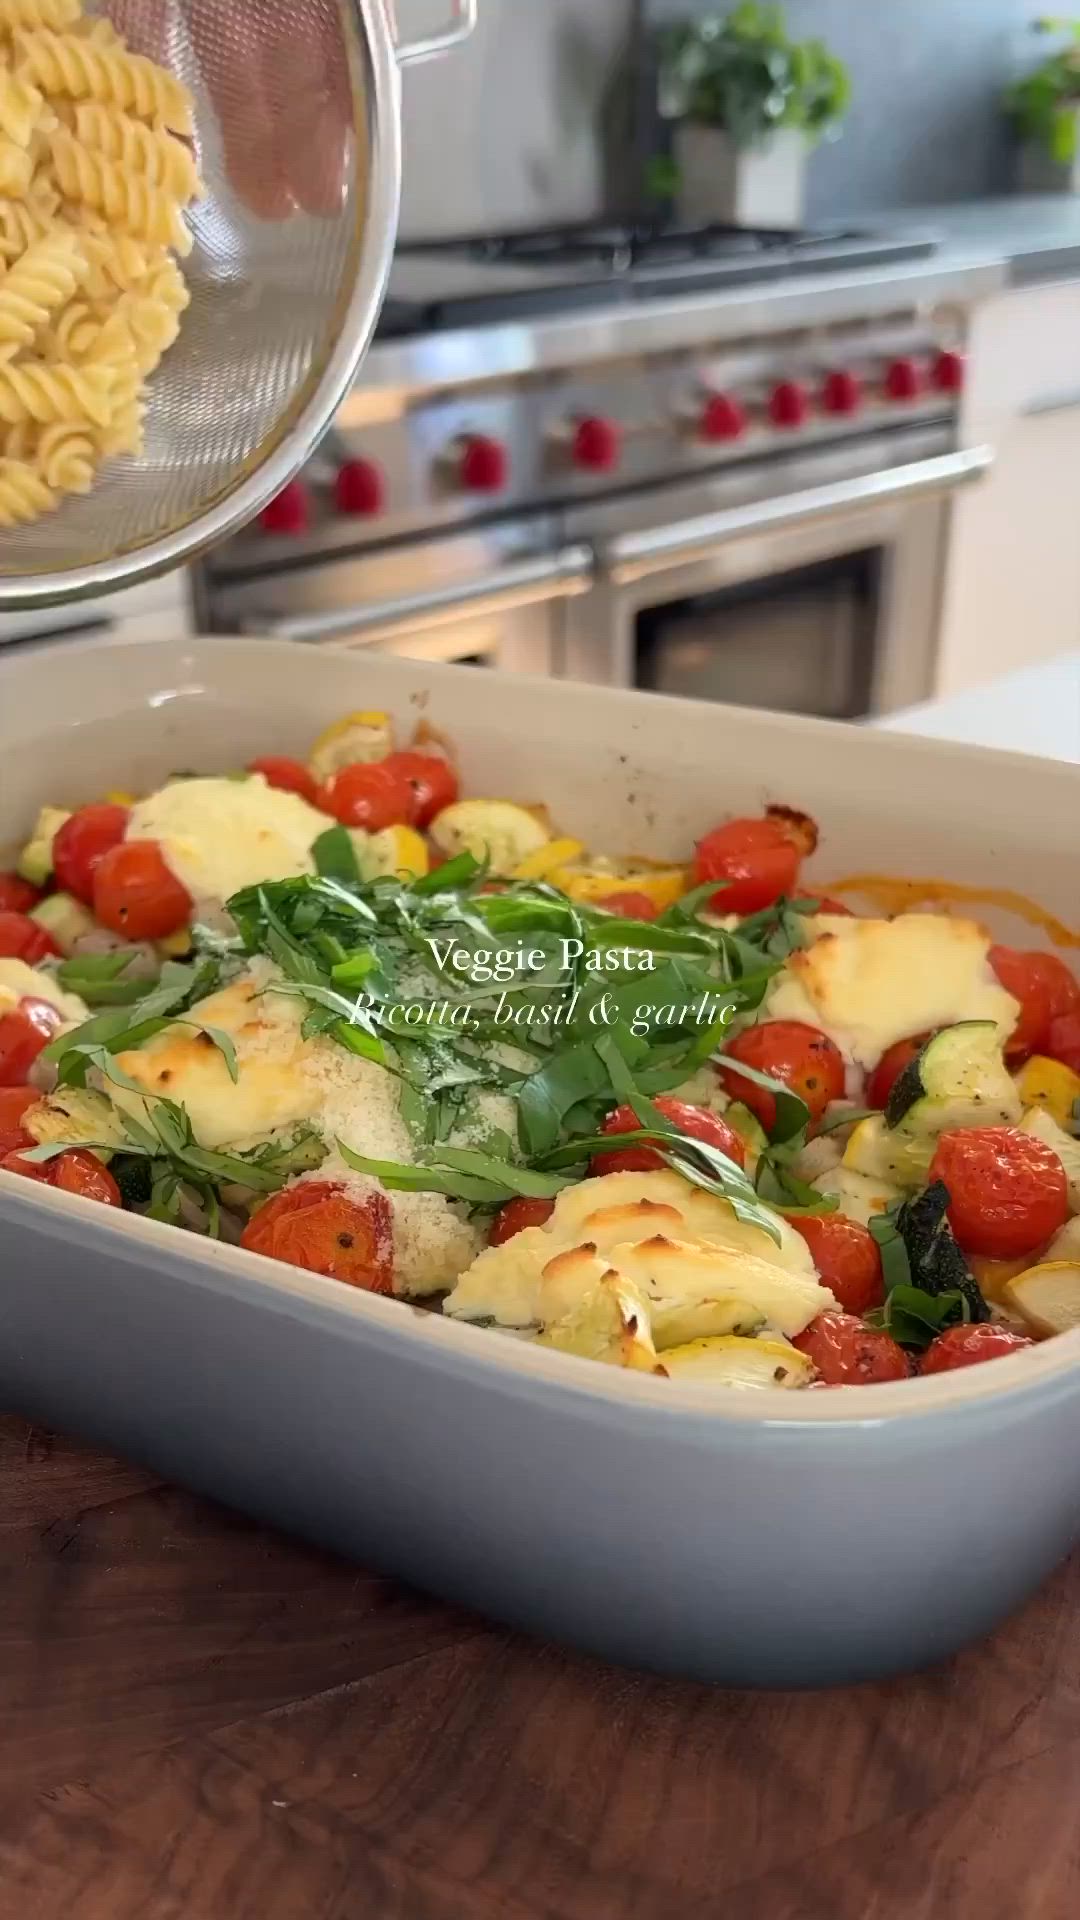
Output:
459,433,509,494
699,392,747,442
572,414,622,472
932,349,966,394
769,380,811,429
259,478,309,535
821,369,863,416
885,357,924,402
335,457,386,517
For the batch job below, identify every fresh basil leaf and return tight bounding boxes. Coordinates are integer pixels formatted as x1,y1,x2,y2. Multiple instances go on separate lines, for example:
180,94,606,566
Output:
413,851,484,895
869,1205,912,1294
423,1145,571,1198
336,1141,509,1204
187,1023,239,1084
658,878,730,925
710,1050,810,1145
754,1159,839,1215
313,825,361,884
866,1284,970,1351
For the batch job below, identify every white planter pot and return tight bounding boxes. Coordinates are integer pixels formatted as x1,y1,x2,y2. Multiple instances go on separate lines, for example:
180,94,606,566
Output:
674,123,806,230
1016,113,1080,194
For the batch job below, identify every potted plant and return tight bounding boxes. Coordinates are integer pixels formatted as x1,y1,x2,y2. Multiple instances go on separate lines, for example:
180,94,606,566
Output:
1005,17,1080,191
657,4,850,230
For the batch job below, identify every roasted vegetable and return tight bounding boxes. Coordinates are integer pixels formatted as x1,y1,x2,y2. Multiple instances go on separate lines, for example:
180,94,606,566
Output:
1014,1055,1080,1134
884,1022,1021,1133
1003,1261,1080,1339
659,1335,813,1390
895,1180,990,1324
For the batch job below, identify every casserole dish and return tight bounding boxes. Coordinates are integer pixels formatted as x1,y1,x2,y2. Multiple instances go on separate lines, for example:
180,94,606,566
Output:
1,634,1078,1687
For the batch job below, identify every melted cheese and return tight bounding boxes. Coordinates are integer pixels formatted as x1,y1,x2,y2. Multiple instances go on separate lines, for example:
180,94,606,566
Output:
766,913,1020,1070
0,958,87,1024
127,775,327,905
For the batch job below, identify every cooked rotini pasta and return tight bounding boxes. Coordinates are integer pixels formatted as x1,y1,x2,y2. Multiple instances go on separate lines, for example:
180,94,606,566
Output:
0,452,54,524
13,29,193,135
0,225,84,357
0,1,196,529
49,128,192,251
73,99,202,200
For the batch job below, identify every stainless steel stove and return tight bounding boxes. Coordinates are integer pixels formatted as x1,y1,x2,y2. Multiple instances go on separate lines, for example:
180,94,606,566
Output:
199,219,1002,718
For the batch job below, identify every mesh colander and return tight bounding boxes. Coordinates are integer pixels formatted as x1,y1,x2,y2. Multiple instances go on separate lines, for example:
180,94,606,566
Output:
0,0,478,608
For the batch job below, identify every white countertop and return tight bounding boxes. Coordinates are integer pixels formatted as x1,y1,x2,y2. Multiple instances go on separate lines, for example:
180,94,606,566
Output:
878,653,1080,765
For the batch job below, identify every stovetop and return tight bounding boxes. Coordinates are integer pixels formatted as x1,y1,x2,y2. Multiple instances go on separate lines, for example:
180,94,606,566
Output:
375,219,939,339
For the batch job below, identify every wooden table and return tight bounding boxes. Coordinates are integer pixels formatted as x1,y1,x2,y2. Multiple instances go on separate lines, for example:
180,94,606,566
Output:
1,1411,1078,1920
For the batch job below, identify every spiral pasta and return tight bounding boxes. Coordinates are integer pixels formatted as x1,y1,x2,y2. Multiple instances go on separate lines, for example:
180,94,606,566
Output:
50,128,191,251
13,29,193,134
0,135,32,194
0,357,115,425
0,225,84,358
0,68,44,146
0,1,81,32
0,453,54,523
34,416,94,490
73,99,202,200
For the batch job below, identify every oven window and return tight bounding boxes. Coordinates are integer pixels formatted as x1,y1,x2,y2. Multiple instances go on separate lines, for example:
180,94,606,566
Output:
634,549,881,719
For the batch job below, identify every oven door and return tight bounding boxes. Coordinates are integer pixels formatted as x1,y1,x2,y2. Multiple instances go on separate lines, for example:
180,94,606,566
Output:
210,523,592,675
560,430,992,718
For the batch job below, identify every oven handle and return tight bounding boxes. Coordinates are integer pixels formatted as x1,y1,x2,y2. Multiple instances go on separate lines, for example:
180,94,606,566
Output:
240,545,594,646
600,445,995,587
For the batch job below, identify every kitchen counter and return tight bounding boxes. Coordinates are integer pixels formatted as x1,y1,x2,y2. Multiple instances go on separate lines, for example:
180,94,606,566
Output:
890,194,1080,285
880,651,1080,763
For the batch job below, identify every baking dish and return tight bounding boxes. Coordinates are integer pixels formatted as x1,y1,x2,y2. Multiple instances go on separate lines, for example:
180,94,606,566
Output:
1,634,1078,1688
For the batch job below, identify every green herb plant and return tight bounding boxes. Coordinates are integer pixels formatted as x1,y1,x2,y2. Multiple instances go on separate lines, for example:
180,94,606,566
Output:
1005,17,1080,166
658,4,850,151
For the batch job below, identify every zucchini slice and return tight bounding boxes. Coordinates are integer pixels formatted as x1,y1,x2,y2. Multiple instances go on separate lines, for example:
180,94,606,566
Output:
1003,1261,1080,1339
1019,1107,1080,1213
884,1022,1021,1134
843,1115,932,1188
659,1335,813,1390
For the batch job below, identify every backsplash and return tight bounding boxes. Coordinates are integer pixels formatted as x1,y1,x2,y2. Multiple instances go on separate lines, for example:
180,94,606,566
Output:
644,0,1041,217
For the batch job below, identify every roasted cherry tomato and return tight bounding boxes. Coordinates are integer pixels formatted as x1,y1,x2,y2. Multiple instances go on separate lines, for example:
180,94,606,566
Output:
242,1181,395,1292
0,908,59,964
791,1212,884,1316
2,1145,121,1205
919,1323,1035,1375
0,1085,39,1155
52,803,130,905
589,1096,746,1177
488,1196,557,1246
717,1020,846,1133
597,890,661,923
692,816,803,917
317,761,417,832
1047,1010,1080,1076
792,1311,910,1385
988,949,1080,1061
865,1031,934,1112
0,873,41,914
930,1126,1068,1260
0,996,61,1085
92,840,192,941
380,751,459,830
247,756,319,805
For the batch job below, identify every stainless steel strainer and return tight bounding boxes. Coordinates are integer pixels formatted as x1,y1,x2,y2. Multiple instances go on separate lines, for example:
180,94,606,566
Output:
0,0,478,609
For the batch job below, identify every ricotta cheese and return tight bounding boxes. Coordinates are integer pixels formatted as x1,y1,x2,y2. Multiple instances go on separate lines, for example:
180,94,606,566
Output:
127,775,327,905
0,958,87,1024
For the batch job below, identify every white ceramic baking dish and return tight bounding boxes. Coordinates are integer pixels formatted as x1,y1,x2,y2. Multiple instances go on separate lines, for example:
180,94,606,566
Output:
1,636,1078,1688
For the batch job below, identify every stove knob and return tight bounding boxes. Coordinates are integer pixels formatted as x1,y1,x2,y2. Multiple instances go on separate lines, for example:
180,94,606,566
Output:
932,348,966,394
699,392,747,442
334,457,386,518
259,478,310,535
572,414,622,472
769,380,811,430
458,433,509,494
885,357,924,403
821,369,863,417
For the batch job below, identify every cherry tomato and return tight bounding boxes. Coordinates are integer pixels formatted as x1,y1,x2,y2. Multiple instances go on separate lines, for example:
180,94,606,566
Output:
488,1196,556,1246
791,1213,884,1316
380,752,459,830
317,761,417,832
1047,1010,1080,1075
597,891,660,923
692,817,803,917
0,872,41,914
92,840,191,941
865,1032,934,1112
0,908,59,964
989,947,1052,1059
242,1181,395,1292
919,1323,1035,1375
0,996,61,1085
930,1126,1068,1260
52,803,129,906
247,756,319,805
589,1096,746,1177
717,1021,846,1133
0,1085,39,1155
1,1144,121,1206
792,1311,910,1385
